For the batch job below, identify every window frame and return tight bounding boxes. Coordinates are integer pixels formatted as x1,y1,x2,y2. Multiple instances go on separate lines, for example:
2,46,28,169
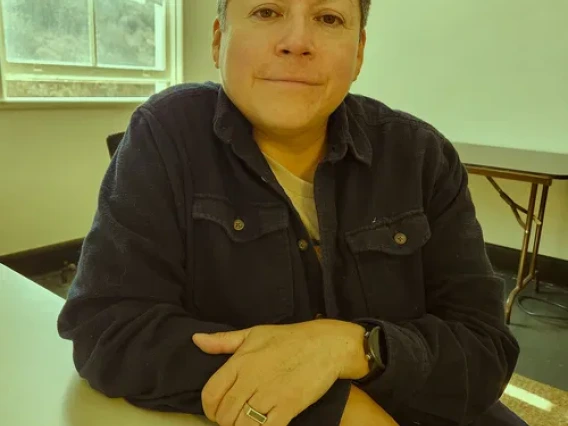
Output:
0,0,184,108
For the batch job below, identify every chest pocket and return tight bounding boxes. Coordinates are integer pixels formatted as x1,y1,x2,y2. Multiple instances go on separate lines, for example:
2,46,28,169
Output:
191,196,294,328
345,211,431,321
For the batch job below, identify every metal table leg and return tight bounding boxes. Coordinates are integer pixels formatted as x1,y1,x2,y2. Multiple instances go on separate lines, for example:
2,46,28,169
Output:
469,168,559,324
504,184,538,324
530,186,549,293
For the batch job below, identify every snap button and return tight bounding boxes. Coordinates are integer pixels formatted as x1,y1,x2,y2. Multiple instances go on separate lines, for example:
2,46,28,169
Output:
233,219,245,231
298,239,309,251
394,232,407,245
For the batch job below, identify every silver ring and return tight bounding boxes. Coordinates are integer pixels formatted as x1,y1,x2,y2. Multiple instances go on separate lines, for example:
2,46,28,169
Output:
244,403,268,424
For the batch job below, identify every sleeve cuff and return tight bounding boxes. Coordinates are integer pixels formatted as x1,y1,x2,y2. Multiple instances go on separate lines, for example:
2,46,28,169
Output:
351,318,429,412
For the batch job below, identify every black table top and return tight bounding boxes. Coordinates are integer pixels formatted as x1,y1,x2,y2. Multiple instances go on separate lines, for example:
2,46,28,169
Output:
453,142,568,179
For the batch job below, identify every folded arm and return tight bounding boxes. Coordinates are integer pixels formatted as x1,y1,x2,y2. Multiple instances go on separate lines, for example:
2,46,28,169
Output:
340,385,399,426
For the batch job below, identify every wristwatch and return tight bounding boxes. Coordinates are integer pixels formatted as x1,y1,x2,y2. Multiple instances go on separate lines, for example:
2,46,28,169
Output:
358,325,386,382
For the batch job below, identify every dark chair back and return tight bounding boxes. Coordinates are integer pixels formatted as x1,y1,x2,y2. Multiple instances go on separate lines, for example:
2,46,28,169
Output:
106,132,125,158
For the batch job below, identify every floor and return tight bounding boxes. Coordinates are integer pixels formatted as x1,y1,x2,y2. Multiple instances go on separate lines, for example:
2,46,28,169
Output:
32,268,568,424
503,273,568,392
31,268,72,300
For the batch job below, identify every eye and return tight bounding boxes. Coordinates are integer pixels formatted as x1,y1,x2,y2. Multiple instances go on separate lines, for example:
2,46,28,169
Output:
318,14,344,26
253,8,279,19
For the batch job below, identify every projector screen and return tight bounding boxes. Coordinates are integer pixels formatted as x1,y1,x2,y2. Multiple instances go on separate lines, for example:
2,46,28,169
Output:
352,0,568,154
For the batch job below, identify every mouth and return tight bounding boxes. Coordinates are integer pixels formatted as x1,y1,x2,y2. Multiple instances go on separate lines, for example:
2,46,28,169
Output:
261,78,320,87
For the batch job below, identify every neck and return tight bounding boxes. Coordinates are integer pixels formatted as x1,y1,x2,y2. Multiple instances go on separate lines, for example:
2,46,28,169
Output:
254,122,328,183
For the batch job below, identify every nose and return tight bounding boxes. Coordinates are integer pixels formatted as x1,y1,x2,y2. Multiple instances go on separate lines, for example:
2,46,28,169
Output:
275,17,315,58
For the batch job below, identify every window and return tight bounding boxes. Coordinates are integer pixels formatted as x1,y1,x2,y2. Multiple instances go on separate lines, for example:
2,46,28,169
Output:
0,0,183,103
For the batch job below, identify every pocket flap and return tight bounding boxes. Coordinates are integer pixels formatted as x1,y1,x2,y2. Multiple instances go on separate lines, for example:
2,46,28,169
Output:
346,211,431,255
193,197,289,243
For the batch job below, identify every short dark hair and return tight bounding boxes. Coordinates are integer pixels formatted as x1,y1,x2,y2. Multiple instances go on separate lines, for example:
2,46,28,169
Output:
217,0,371,31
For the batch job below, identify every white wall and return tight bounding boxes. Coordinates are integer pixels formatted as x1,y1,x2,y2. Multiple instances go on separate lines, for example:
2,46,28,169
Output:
352,0,568,154
0,107,134,255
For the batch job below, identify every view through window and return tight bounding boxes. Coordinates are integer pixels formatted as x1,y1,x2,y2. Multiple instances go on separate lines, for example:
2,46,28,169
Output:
0,0,180,101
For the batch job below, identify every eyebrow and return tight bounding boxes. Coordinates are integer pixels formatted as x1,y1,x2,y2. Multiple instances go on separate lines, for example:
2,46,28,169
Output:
312,0,352,5
262,0,355,8
255,0,357,14
311,0,358,13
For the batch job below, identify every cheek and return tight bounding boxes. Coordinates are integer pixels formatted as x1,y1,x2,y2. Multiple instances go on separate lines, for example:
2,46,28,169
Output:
221,37,261,79
333,64,357,86
327,46,360,84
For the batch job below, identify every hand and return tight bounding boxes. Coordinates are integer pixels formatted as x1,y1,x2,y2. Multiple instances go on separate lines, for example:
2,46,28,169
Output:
192,319,362,426
340,385,399,426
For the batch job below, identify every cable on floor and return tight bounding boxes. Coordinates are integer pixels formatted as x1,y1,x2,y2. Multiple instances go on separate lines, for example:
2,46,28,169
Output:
516,282,568,323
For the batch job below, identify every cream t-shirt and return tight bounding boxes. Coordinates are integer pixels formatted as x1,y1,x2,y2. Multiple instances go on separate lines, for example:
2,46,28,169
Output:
263,153,321,257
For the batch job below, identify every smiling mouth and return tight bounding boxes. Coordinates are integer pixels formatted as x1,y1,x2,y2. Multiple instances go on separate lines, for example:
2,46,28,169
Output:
262,79,320,87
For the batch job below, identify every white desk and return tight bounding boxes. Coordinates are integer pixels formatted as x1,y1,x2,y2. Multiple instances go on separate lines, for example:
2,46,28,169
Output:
0,264,216,426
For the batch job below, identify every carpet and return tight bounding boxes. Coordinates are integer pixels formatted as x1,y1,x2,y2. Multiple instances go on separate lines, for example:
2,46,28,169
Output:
501,374,568,425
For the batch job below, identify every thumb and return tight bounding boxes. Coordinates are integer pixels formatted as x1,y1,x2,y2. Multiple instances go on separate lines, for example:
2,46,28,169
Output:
192,329,251,354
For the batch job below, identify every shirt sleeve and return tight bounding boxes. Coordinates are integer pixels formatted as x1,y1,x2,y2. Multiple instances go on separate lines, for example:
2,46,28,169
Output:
57,106,351,425
353,135,520,426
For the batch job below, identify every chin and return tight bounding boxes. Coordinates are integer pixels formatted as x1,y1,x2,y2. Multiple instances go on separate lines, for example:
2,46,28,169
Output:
257,113,317,133
251,102,323,133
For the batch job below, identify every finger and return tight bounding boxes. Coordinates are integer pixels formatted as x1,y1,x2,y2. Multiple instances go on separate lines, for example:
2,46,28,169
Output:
201,361,238,422
259,405,297,426
216,377,257,426
193,329,251,354
236,391,279,426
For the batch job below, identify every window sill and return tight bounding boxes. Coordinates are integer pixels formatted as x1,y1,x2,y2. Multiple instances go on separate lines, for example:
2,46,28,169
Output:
0,98,146,111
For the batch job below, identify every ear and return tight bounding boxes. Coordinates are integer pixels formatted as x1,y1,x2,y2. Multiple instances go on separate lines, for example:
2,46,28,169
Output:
353,29,367,82
212,18,222,69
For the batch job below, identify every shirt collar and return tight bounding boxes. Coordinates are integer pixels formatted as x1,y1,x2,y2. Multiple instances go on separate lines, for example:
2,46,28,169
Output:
325,99,372,166
213,85,372,167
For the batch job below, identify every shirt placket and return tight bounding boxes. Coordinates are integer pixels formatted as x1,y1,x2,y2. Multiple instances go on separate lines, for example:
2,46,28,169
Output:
234,149,326,318
313,160,340,319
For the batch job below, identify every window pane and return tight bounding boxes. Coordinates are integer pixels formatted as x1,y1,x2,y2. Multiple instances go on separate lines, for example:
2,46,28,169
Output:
1,0,91,65
5,79,161,98
95,0,165,70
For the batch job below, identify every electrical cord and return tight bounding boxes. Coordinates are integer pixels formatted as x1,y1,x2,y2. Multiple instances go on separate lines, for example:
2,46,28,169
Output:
516,281,568,322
